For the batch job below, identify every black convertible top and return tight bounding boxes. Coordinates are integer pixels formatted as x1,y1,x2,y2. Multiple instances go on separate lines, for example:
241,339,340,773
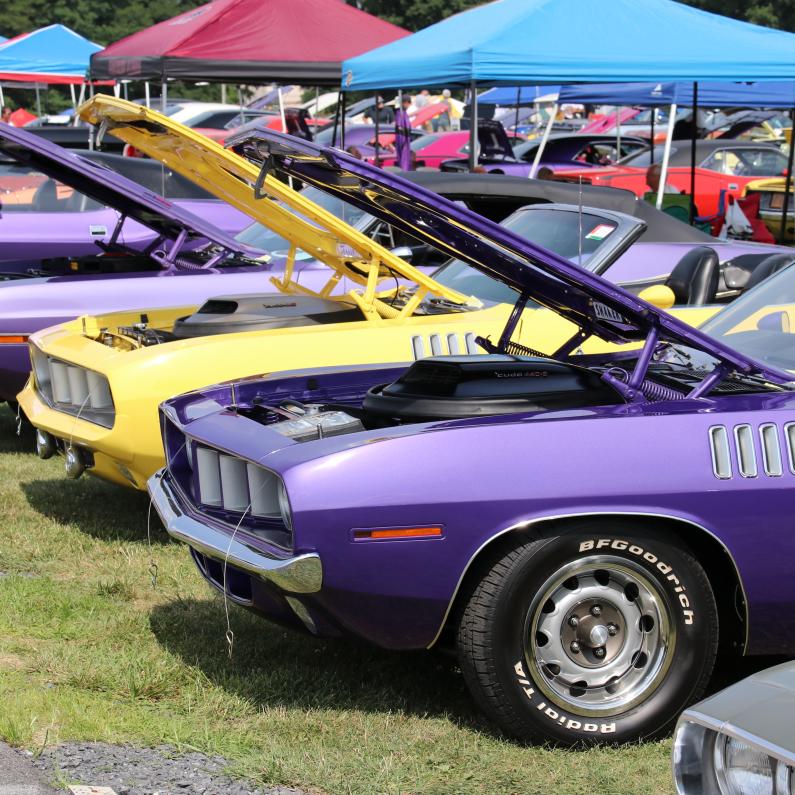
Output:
403,171,712,244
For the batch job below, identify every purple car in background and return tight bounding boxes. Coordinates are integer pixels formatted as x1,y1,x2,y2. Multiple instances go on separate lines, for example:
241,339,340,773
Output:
0,150,250,266
441,128,648,175
152,132,795,747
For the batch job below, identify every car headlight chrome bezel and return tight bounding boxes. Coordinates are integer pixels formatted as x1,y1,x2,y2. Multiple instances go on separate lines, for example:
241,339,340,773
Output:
674,716,795,795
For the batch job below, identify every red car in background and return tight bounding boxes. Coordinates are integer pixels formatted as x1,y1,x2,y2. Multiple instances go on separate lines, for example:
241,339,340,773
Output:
556,140,789,216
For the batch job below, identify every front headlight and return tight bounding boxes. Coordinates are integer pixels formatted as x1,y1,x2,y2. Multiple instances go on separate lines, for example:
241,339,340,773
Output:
674,720,795,795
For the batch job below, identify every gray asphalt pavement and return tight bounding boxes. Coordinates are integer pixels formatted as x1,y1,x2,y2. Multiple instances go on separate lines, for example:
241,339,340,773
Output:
0,743,55,794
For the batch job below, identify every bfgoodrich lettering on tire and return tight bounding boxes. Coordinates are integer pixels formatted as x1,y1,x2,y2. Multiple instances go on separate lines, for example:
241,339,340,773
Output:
456,521,718,744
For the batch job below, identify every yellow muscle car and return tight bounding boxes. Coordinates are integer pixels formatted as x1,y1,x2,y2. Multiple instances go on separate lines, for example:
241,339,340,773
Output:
19,97,717,489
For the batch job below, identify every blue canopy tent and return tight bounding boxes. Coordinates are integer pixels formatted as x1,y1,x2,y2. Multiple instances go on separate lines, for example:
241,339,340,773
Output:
0,25,102,84
478,85,560,105
0,25,103,115
342,0,795,175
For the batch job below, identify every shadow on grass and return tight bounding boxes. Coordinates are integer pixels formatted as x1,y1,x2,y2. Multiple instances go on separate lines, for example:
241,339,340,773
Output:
21,477,172,545
151,596,486,727
0,403,36,454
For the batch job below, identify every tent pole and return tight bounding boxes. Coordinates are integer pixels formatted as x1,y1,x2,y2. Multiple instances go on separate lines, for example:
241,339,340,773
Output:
0,85,4,108
221,84,227,104
161,79,167,114
340,92,346,149
374,93,380,167
277,86,287,133
529,102,557,178
468,81,478,172
514,86,520,135
314,86,319,117
144,81,150,108
331,91,341,148
689,82,698,225
777,105,795,244
616,106,621,159
650,111,655,163
35,85,42,117
74,83,86,125
656,103,677,209
70,84,77,112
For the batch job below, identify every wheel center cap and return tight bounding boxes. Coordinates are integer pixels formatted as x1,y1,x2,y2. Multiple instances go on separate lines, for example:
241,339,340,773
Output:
589,624,609,647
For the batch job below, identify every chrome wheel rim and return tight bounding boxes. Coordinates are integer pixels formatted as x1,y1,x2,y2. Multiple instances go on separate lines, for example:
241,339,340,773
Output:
524,556,674,717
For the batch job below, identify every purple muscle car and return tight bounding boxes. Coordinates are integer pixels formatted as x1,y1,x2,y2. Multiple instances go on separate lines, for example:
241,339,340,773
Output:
0,150,250,266
150,131,795,746
440,127,648,175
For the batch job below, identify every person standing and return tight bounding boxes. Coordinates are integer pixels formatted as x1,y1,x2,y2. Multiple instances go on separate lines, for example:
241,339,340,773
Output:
394,94,413,171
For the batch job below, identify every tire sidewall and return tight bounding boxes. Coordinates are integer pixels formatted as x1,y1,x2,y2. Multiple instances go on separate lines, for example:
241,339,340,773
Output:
489,526,716,743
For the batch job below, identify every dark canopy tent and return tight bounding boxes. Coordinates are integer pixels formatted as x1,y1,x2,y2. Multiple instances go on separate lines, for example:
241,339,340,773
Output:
90,0,408,85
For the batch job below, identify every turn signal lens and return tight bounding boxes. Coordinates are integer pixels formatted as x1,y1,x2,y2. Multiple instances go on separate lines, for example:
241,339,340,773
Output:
0,335,28,344
354,526,443,540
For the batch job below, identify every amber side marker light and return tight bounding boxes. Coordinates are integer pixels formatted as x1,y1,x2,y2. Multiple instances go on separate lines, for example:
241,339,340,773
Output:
0,335,28,344
354,526,443,541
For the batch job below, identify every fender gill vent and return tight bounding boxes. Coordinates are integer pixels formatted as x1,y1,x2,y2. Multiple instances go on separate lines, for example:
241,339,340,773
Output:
411,333,478,360
708,425,732,479
759,424,783,477
734,424,758,478
786,423,795,474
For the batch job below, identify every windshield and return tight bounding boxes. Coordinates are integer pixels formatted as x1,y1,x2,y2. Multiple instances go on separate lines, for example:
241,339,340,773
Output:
0,162,102,213
433,207,618,304
700,264,795,372
234,185,370,254
617,145,672,167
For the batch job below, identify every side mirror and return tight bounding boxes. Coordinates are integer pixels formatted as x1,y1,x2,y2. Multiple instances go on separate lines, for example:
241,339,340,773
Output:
757,310,790,333
638,284,676,310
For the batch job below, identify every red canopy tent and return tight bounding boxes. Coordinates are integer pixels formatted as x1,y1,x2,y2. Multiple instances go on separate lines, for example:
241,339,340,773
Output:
90,0,409,85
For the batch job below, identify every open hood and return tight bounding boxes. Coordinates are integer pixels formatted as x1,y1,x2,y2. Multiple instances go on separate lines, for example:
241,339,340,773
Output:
0,122,246,253
229,129,791,384
79,96,467,306
477,119,516,160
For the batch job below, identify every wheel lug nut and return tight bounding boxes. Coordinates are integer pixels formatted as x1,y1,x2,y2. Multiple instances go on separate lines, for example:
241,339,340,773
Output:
594,647,606,658
607,624,618,636
591,605,602,617
570,642,581,654
568,616,579,628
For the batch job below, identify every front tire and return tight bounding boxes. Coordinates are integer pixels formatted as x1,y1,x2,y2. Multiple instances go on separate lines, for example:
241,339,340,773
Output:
457,521,718,744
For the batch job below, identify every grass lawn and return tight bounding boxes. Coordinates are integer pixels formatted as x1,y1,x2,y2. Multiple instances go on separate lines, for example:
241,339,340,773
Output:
0,405,675,794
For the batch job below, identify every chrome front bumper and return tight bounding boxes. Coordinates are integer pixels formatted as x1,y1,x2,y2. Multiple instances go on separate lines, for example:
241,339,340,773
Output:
147,471,323,594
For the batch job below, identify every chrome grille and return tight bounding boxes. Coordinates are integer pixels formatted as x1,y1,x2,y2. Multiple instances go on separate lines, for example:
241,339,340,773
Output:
31,346,114,428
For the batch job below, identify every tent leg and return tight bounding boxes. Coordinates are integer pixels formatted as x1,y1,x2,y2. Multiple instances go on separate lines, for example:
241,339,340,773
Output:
277,86,286,133
529,102,557,178
314,86,319,117
331,92,341,148
468,80,478,172
0,85,4,108
144,81,150,108
650,112,654,162
35,85,42,117
616,106,621,160
161,80,167,114
778,105,795,244
656,103,677,210
374,93,380,166
340,92,346,149
689,81,698,225
514,87,520,135
70,84,77,112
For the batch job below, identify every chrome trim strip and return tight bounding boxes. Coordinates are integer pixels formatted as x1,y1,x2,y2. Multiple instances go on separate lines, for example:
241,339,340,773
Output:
426,510,749,653
679,709,795,767
709,425,732,480
733,424,757,479
759,423,783,477
148,471,322,594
